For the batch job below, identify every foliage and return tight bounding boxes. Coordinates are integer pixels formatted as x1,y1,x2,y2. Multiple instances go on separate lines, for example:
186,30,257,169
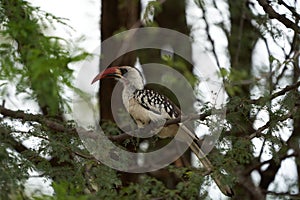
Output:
0,0,89,198
143,1,161,26
0,0,299,200
0,0,89,115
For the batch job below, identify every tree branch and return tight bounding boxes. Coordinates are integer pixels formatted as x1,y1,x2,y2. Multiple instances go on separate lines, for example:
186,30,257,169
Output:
237,171,265,199
0,105,77,135
0,104,214,143
197,1,222,69
250,80,300,104
245,152,297,175
277,0,300,19
4,130,48,166
247,107,296,139
256,0,300,33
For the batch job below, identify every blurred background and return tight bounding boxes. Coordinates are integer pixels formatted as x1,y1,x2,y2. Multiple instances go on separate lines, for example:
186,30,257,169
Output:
0,0,299,199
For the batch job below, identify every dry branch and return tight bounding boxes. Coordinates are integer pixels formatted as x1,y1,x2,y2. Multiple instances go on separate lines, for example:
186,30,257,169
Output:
250,80,300,104
0,105,77,135
256,0,300,33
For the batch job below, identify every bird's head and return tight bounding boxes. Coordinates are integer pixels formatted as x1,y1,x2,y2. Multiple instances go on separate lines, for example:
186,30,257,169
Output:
91,66,144,89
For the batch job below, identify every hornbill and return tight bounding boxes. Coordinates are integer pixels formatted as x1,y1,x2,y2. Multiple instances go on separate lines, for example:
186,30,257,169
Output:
92,66,233,197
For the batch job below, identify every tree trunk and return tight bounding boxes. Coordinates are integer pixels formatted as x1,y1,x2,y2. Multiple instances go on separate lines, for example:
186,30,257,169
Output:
99,0,141,187
99,0,141,123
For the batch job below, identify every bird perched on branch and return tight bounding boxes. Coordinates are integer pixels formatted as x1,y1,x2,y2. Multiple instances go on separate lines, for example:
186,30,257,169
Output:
92,66,233,197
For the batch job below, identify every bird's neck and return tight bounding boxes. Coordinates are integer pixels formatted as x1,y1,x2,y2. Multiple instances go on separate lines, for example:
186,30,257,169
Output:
121,80,144,110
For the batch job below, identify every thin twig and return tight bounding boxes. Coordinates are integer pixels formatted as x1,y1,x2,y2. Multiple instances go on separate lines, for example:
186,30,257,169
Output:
256,0,300,33
245,152,297,175
247,107,296,139
277,0,300,19
250,80,300,104
197,2,221,69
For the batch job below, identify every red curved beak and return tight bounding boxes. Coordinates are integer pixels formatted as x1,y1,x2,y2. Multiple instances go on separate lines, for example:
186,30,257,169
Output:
91,66,121,84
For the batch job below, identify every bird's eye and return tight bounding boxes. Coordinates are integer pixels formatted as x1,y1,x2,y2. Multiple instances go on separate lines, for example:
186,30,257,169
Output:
119,68,128,75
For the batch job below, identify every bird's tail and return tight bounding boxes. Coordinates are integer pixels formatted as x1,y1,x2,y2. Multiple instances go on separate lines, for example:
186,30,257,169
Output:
177,124,234,197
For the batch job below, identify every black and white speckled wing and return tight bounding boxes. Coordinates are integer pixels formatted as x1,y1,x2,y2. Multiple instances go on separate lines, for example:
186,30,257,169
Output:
133,89,180,120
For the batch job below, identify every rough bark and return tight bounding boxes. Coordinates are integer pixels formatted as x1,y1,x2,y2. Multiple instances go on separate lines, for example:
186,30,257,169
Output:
100,0,141,123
